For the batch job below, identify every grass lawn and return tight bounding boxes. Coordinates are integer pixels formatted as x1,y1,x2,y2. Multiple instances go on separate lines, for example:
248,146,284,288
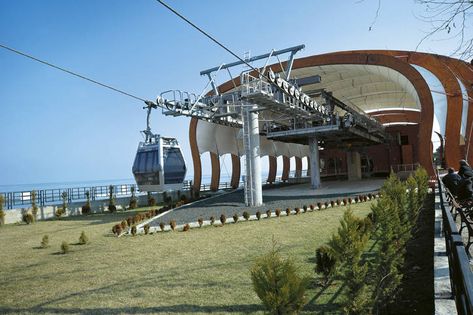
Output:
0,202,373,314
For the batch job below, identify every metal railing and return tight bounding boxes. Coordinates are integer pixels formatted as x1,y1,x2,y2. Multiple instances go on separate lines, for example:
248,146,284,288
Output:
0,169,315,210
392,163,420,173
438,177,473,315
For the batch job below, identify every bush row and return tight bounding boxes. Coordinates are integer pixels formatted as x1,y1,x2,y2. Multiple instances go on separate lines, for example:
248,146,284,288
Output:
312,168,429,314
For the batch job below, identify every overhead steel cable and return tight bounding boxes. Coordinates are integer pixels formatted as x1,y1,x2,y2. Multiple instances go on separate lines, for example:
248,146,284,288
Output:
0,43,148,103
156,0,261,75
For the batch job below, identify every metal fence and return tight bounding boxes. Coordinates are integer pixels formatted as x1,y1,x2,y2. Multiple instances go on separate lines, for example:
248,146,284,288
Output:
0,170,315,210
437,177,473,315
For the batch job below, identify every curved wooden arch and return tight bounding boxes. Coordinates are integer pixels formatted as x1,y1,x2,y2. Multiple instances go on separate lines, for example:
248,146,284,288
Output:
436,56,473,165
210,152,220,191
368,109,421,125
189,117,202,193
282,156,290,181
347,50,463,167
295,156,302,177
267,156,277,183
230,154,240,189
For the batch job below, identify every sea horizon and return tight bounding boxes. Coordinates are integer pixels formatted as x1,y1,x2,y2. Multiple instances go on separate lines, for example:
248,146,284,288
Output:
0,174,234,193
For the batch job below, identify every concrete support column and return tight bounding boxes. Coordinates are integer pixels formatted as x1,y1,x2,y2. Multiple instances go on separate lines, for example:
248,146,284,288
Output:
243,106,263,207
309,137,320,189
346,151,362,180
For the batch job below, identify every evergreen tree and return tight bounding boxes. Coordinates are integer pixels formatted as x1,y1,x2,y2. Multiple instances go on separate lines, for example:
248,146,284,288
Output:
329,209,371,314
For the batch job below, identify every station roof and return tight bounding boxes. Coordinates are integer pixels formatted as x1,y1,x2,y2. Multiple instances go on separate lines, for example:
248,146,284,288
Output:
290,64,421,117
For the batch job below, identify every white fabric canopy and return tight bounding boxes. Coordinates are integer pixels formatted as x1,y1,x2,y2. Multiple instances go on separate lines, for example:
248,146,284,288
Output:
197,120,309,158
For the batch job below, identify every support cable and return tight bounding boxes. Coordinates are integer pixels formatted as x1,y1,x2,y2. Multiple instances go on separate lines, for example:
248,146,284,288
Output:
0,43,148,103
156,0,260,75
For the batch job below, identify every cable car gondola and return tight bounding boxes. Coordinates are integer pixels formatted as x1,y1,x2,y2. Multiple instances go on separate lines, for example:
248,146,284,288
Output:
132,102,187,192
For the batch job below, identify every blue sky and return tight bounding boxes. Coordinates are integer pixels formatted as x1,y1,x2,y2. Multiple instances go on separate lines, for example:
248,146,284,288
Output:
0,0,462,186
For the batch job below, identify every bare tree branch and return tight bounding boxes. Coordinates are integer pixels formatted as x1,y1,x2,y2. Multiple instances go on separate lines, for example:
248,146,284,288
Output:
415,0,473,60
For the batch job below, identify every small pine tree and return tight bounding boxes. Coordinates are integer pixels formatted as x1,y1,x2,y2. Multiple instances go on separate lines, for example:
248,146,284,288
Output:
147,192,156,206
60,241,69,254
82,191,92,215
250,240,309,315
315,245,337,286
414,166,429,209
220,214,226,225
41,235,49,248
31,190,38,222
143,224,150,235
78,231,89,245
108,185,116,212
129,186,137,209
329,209,371,314
0,194,5,225
243,211,250,221
56,191,67,218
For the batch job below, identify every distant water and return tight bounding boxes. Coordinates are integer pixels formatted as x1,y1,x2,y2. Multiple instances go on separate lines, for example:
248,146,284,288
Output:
0,174,233,193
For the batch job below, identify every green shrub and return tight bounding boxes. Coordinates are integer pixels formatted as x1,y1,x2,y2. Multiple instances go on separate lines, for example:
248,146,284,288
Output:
129,186,137,209
250,241,309,315
198,218,204,227
266,209,271,218
275,209,281,217
210,216,215,225
108,185,116,213
256,211,261,220
170,220,177,231
56,192,67,218
220,214,226,225
315,245,336,286
82,191,92,215
112,224,122,236
147,192,156,206
143,224,150,235
60,241,69,254
233,213,239,223
183,223,190,232
31,190,38,222
79,231,89,245
0,194,4,225
22,212,34,224
243,211,250,221
329,209,370,314
120,220,128,230
41,235,49,248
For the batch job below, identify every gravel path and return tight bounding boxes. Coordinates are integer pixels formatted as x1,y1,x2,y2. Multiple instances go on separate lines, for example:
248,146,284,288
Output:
149,182,380,226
